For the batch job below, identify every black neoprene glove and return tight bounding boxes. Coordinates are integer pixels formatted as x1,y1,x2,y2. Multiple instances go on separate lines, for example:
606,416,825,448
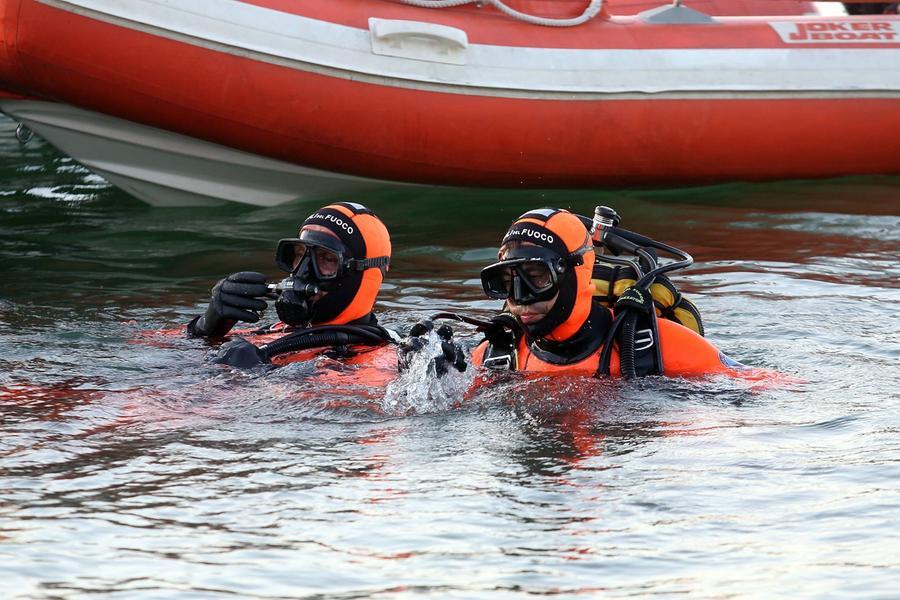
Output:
187,271,269,338
431,324,467,377
397,319,433,371
398,319,467,376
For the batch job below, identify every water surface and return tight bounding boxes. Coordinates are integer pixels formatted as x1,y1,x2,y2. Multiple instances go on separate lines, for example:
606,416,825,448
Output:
1,117,899,598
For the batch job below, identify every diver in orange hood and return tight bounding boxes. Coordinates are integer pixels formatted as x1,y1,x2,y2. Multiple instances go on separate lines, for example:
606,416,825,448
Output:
188,202,398,368
467,207,746,378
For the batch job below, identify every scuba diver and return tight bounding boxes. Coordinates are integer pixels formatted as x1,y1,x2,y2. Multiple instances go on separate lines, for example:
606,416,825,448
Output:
417,206,751,380
187,202,399,369
187,200,758,384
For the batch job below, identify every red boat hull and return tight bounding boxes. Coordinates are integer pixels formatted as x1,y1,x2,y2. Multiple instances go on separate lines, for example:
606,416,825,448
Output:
1,0,899,189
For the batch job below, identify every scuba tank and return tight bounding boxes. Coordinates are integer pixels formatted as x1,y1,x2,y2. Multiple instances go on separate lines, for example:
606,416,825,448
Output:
590,265,703,337
585,206,700,379
587,207,704,338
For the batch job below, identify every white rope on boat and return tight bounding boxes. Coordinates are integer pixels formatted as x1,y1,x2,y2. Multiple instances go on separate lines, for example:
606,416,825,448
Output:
397,0,605,27
399,0,474,6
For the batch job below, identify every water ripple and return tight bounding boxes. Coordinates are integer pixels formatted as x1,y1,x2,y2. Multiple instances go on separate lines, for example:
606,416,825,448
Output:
2,134,900,597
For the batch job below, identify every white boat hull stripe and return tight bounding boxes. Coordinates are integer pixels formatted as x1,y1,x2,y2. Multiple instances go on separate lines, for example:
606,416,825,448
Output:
39,0,900,94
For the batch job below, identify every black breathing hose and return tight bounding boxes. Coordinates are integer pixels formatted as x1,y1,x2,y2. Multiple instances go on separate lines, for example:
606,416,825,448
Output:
597,310,628,376
606,227,693,288
590,213,693,379
259,325,389,360
617,314,637,380
426,311,503,331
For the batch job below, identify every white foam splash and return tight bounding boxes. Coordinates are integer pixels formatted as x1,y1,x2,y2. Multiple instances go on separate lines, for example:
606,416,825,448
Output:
383,331,475,415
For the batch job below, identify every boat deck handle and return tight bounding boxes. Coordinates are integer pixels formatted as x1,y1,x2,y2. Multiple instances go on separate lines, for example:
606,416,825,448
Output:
369,18,468,65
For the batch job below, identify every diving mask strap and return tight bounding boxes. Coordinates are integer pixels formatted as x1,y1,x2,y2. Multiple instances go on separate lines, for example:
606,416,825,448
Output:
348,255,390,274
565,242,590,267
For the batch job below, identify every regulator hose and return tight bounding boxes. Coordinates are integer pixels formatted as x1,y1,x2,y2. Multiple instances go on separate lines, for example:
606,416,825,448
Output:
617,313,637,380
597,310,627,377
427,311,497,331
212,324,394,368
606,227,693,288
260,325,390,360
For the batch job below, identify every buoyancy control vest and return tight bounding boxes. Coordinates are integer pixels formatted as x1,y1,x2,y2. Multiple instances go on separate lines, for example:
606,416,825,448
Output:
591,260,704,337
471,305,734,378
471,253,734,377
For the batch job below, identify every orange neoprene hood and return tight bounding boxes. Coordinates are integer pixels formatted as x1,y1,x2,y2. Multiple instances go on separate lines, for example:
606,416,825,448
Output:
500,208,595,342
299,202,391,325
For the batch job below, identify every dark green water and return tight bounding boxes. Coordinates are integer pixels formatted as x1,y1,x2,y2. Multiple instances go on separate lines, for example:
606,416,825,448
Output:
1,116,900,598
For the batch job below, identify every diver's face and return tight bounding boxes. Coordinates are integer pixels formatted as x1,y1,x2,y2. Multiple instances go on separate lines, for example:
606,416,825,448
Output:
506,292,559,325
499,241,560,325
294,224,343,301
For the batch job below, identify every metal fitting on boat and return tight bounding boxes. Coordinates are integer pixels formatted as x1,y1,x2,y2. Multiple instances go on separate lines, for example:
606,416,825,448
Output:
15,122,33,144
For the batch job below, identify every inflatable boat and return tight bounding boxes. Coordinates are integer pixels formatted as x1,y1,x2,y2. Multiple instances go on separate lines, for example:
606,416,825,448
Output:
0,0,898,206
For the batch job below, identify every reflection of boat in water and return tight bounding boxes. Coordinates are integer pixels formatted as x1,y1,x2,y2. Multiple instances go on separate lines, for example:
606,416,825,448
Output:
0,0,898,207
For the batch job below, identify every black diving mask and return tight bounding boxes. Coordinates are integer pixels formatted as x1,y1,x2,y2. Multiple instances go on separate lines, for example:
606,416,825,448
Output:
481,247,569,306
276,229,347,281
275,229,389,283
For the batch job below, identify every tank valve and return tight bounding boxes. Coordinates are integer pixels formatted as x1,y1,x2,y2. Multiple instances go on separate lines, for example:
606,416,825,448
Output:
591,205,621,244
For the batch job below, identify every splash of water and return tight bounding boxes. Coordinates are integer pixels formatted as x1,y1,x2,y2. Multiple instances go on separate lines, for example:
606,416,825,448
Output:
383,331,475,415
